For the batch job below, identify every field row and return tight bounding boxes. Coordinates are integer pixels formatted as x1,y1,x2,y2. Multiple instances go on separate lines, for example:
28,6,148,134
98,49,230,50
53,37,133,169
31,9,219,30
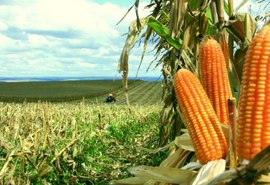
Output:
89,81,163,105
0,80,163,105
0,80,124,102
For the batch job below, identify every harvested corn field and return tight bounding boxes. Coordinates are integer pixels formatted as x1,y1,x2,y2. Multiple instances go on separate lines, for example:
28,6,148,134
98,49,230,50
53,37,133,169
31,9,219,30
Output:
0,102,165,184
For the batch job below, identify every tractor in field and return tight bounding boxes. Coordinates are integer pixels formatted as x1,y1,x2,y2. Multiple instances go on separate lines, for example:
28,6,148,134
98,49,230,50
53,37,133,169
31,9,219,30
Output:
105,93,116,103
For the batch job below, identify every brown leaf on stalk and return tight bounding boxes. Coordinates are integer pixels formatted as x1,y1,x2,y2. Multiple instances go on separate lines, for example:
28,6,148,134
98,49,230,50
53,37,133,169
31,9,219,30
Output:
118,18,148,107
226,13,257,45
199,13,209,36
135,26,152,77
169,0,187,38
220,32,230,69
248,145,270,172
183,21,198,53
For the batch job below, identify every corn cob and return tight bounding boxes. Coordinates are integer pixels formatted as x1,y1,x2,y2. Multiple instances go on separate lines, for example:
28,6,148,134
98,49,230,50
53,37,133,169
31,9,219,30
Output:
174,69,228,164
199,37,232,125
237,25,270,160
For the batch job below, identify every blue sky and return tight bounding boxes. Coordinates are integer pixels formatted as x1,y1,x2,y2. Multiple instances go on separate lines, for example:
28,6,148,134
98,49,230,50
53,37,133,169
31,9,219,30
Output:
0,1,268,78
0,0,158,77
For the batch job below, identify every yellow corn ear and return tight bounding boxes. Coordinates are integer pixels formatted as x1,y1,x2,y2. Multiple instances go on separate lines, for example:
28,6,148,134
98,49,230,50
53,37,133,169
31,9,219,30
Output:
199,37,232,125
174,69,228,164
237,25,270,160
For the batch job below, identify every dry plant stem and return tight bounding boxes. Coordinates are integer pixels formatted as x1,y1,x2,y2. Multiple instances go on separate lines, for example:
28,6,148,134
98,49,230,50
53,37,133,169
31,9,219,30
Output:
51,138,79,163
215,0,225,31
25,154,38,170
220,32,230,69
228,98,237,169
0,148,17,178
34,130,40,157
228,0,234,16
42,105,50,151
228,35,234,64
210,1,219,25
122,72,131,109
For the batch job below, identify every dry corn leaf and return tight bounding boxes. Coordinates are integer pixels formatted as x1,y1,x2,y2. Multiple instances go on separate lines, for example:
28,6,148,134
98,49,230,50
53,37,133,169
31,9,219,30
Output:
207,146,270,184
118,18,148,106
140,133,194,154
0,140,9,150
38,164,52,177
181,162,202,171
192,159,226,185
258,173,270,183
0,148,17,177
128,165,196,184
248,145,270,171
160,148,192,168
51,138,79,163
140,142,173,154
174,133,194,151
5,165,16,184
226,13,257,45
169,0,186,38
235,0,249,11
111,177,146,185
181,50,197,72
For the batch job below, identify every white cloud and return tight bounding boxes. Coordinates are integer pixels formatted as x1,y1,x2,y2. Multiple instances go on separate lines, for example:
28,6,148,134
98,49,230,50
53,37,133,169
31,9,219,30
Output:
235,0,270,16
1,0,267,78
0,0,158,77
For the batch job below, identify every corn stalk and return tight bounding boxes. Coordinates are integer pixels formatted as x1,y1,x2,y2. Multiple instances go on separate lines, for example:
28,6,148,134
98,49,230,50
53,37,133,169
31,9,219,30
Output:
119,0,269,144
116,0,270,184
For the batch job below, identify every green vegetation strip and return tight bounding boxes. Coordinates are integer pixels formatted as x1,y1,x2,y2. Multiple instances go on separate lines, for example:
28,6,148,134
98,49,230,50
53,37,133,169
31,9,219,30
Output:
0,80,163,105
0,80,126,102
0,80,162,104
0,102,166,184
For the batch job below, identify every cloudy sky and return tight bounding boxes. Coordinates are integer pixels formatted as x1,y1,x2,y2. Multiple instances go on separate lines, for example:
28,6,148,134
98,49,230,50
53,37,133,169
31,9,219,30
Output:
0,0,269,78
0,0,159,77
